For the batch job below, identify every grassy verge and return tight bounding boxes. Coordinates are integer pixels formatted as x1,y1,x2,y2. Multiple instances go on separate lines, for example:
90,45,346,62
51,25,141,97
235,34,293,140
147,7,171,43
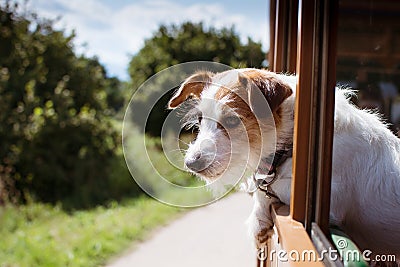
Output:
0,197,184,267
0,123,208,266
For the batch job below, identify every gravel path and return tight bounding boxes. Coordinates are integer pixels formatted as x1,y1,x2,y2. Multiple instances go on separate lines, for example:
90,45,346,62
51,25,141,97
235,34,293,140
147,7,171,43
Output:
106,192,256,267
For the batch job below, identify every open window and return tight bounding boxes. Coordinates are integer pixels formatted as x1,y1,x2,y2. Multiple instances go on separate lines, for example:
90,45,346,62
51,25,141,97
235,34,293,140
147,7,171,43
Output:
260,0,400,266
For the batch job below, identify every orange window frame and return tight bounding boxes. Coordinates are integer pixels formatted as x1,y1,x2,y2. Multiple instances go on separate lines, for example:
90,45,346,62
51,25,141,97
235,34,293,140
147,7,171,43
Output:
269,0,338,236
261,1,339,266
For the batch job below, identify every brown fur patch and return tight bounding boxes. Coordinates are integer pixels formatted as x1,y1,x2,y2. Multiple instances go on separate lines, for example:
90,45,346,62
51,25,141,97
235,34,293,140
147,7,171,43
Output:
213,82,262,150
242,69,292,113
273,106,283,129
169,71,213,108
209,69,293,153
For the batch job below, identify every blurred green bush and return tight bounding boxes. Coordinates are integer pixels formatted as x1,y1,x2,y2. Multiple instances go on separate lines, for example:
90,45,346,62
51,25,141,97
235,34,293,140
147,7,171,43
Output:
0,2,266,208
128,22,266,136
0,3,133,208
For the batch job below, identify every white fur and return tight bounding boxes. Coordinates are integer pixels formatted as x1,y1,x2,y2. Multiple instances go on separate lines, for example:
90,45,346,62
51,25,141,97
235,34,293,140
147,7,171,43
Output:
179,69,400,257
184,76,253,194
247,77,400,257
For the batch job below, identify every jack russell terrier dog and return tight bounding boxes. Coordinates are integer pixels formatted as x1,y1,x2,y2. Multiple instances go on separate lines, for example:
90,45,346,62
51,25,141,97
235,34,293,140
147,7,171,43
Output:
168,68,400,258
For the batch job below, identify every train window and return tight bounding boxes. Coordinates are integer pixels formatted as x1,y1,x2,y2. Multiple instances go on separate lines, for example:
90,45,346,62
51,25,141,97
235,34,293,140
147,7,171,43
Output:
337,0,400,137
263,1,338,266
263,0,400,266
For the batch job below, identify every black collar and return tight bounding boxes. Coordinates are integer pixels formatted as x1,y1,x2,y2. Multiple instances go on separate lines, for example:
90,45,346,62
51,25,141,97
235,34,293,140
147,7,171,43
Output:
259,147,293,176
252,146,293,198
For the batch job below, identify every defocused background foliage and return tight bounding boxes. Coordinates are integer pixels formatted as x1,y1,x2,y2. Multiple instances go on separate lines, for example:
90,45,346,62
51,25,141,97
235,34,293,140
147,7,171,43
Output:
129,22,265,135
0,2,265,208
129,22,265,92
0,1,265,265
0,2,133,208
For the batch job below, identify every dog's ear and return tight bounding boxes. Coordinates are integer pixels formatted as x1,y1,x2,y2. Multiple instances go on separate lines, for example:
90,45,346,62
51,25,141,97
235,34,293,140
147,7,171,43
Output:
168,71,213,109
240,71,292,117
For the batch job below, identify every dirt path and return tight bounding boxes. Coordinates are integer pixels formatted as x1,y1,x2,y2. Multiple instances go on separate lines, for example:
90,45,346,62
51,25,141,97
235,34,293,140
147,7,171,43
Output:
106,192,256,267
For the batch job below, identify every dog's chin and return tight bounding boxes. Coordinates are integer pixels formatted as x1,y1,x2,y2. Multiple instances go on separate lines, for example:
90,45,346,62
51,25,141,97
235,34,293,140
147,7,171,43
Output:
189,163,252,196
189,166,226,183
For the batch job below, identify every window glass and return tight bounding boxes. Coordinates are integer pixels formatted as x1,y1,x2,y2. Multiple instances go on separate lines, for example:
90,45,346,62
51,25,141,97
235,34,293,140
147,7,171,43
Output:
337,0,400,137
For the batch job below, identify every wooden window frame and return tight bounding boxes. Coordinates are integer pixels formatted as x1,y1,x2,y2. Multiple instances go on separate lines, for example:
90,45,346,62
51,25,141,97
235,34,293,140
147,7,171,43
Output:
262,0,339,266
269,0,298,73
269,0,338,234
291,0,338,235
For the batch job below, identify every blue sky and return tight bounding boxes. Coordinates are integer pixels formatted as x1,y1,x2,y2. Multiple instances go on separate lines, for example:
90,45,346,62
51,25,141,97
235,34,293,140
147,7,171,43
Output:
14,0,270,80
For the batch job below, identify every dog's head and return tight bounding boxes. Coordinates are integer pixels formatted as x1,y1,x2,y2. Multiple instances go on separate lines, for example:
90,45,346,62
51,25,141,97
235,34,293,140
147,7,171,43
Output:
168,69,292,186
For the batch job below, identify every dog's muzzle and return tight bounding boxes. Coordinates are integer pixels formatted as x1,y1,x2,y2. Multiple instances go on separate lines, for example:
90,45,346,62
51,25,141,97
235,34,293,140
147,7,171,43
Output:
185,139,217,173
185,151,213,172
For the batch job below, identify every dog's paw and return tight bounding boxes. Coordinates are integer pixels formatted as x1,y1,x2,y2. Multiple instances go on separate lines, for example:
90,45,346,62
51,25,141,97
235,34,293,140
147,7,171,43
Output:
247,215,274,249
255,227,271,247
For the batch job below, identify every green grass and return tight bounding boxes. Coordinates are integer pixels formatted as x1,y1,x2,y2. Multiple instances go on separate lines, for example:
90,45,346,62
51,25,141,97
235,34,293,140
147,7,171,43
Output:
0,122,208,267
0,197,184,267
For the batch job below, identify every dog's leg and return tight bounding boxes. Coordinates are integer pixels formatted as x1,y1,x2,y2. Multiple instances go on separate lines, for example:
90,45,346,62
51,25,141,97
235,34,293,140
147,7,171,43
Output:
246,190,280,249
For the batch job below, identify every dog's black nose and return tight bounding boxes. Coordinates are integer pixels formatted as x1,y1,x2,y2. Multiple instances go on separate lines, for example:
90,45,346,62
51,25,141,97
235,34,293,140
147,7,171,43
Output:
185,152,211,172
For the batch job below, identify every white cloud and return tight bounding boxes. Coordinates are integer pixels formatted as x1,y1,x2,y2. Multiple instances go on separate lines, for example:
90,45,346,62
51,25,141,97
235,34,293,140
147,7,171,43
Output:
23,0,268,80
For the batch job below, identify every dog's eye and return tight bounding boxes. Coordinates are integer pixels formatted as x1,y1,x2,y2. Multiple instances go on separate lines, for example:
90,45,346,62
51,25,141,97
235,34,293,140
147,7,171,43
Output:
222,116,241,128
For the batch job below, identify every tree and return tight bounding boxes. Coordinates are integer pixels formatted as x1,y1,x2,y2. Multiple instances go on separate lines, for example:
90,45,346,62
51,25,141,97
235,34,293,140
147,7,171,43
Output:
128,22,266,136
0,2,124,207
